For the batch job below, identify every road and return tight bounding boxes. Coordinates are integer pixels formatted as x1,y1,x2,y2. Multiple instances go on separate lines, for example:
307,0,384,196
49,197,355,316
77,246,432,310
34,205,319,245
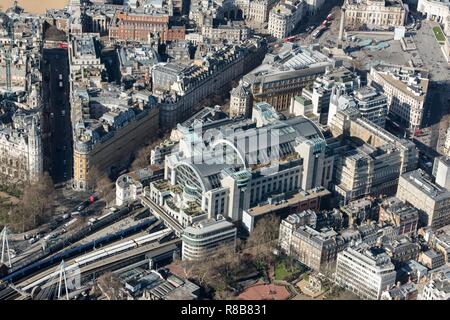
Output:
292,0,343,37
42,48,72,185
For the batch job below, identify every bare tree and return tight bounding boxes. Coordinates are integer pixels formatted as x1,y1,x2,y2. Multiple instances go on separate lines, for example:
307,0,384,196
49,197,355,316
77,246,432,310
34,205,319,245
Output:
131,146,153,171
96,272,126,300
245,214,280,273
9,172,55,232
130,132,171,171
184,243,243,290
89,167,114,203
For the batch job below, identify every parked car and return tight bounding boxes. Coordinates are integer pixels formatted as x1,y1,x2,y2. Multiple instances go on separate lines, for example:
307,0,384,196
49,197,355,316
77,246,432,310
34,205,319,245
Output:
71,211,80,217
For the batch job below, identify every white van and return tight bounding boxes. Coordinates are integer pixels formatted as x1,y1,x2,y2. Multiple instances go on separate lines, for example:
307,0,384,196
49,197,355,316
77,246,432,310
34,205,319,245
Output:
71,211,80,217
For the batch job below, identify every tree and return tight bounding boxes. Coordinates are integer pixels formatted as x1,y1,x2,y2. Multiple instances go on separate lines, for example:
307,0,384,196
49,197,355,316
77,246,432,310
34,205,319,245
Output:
130,145,153,171
96,272,126,300
9,172,55,232
88,167,114,203
130,132,171,171
182,243,243,291
245,214,280,273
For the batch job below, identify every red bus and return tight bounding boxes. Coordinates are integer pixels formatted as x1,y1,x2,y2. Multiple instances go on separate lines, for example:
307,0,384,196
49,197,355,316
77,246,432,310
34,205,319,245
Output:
283,36,296,42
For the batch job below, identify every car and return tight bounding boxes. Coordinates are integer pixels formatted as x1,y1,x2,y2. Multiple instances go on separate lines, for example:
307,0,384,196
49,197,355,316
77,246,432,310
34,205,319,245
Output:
71,211,80,217
61,110,65,116
49,222,59,230
59,74,63,80
62,213,70,220
28,238,37,244
23,234,33,240
59,81,63,88
133,203,143,209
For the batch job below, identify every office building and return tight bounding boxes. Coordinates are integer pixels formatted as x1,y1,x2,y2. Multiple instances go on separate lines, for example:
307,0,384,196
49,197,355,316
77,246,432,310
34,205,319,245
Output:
301,67,360,125
153,38,267,129
117,45,160,81
383,236,421,267
368,65,429,131
278,210,318,253
379,197,419,237
268,0,305,39
145,105,334,230
243,187,331,232
433,156,450,190
242,43,335,111
72,87,159,190
181,216,237,261
109,11,185,42
330,107,418,203
340,197,378,226
279,224,340,271
354,86,388,128
335,245,397,300
419,250,446,270
396,169,450,229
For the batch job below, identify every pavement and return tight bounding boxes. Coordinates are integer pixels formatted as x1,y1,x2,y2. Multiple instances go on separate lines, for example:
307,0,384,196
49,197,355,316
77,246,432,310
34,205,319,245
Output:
412,20,450,83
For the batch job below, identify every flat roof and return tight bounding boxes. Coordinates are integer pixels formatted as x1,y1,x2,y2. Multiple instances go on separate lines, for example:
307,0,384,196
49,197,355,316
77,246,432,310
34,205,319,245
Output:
401,169,450,201
246,188,331,217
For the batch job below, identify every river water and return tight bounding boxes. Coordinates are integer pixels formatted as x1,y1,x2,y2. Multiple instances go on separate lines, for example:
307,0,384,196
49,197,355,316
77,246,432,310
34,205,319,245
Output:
0,0,69,14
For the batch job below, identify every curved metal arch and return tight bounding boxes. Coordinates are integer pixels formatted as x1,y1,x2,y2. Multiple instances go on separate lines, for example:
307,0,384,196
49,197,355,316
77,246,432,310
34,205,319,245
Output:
174,161,207,192
211,139,248,169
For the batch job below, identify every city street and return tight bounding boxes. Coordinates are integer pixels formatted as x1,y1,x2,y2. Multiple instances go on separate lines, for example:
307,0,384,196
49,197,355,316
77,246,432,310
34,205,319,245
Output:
42,48,73,185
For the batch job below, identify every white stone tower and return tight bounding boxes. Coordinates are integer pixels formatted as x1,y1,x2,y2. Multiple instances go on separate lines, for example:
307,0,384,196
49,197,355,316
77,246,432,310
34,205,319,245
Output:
27,117,43,182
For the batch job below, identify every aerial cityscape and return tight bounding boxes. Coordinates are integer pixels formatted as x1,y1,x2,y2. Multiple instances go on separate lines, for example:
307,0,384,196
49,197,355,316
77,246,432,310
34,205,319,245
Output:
0,0,450,303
